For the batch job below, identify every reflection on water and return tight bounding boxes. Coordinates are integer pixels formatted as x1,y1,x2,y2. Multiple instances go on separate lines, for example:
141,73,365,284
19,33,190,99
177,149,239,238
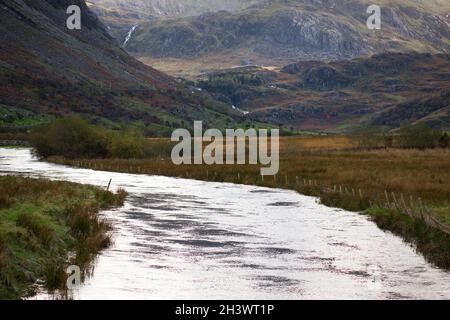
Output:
1,148,450,300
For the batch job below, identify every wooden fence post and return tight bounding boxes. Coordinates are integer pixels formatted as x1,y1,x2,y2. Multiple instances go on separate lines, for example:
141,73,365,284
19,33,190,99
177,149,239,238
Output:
385,190,390,209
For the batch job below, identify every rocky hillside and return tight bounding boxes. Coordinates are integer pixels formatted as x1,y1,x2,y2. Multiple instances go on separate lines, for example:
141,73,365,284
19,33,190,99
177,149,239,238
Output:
114,0,449,76
87,0,259,44
195,52,450,132
89,0,257,18
0,0,242,134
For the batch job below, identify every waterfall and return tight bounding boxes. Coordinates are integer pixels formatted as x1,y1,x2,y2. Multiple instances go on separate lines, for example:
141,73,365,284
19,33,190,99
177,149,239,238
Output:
122,25,138,48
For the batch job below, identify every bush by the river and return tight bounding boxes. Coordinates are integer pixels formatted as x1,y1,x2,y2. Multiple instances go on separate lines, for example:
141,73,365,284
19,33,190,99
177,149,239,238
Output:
30,118,146,159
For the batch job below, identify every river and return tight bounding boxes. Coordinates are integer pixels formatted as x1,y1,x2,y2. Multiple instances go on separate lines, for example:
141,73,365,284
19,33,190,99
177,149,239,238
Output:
0,148,449,299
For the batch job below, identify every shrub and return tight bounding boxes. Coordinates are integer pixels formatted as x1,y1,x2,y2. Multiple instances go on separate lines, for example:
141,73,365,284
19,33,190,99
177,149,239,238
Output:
30,117,146,159
108,131,145,159
395,124,442,149
29,118,109,159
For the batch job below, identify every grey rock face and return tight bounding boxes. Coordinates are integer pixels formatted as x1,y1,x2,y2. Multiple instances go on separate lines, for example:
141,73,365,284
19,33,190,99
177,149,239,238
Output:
90,0,450,65
254,9,367,60
88,0,258,18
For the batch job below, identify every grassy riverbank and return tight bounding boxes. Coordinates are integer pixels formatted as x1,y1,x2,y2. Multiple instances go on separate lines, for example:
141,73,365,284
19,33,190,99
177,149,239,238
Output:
0,176,127,300
47,136,450,268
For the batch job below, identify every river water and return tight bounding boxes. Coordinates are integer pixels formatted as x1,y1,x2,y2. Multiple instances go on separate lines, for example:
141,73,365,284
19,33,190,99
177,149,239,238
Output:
0,148,449,299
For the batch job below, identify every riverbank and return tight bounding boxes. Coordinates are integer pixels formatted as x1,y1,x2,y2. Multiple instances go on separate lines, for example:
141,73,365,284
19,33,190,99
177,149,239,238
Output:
0,176,127,300
2,147,450,299
46,136,450,268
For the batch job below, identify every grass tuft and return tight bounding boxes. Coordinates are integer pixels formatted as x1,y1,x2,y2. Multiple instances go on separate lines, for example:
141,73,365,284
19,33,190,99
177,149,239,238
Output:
0,176,127,299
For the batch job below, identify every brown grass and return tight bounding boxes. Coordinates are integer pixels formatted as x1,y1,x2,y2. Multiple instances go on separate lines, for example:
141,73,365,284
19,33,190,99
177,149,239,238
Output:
51,136,450,225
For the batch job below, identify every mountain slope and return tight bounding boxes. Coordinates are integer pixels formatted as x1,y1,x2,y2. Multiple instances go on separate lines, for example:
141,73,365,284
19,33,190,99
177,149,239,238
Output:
86,0,259,44
195,52,450,131
0,0,242,133
370,91,450,128
113,0,450,77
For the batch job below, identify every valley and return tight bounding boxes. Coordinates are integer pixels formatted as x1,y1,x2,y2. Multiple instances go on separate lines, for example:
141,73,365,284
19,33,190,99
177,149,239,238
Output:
84,0,450,132
0,0,246,135
1,0,450,302
194,52,450,131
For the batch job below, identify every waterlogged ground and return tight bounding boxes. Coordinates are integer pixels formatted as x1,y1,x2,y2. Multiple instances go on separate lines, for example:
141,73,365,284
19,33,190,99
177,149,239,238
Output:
1,148,449,300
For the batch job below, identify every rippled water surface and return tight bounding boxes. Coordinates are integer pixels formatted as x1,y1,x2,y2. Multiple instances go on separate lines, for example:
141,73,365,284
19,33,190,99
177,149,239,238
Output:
1,148,449,299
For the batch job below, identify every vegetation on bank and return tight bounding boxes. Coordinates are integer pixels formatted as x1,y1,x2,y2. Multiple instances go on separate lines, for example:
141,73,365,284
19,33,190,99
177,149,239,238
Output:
21,117,450,268
0,176,127,300
29,118,147,159
44,132,450,268
28,118,286,160
365,208,450,269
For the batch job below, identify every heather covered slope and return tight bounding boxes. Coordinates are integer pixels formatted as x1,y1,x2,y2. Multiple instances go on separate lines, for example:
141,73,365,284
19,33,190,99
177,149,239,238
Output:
0,0,242,133
196,52,450,132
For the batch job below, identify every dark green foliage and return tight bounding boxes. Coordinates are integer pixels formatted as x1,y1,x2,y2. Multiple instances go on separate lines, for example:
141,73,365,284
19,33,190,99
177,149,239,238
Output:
30,118,147,159
351,124,447,150
29,118,109,159
108,131,145,159
395,124,443,149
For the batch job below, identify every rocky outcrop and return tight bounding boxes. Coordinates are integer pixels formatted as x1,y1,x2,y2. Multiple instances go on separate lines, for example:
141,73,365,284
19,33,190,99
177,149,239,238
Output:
120,0,449,65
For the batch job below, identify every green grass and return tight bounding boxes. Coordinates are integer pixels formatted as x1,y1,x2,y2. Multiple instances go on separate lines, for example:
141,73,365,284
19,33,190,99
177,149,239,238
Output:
0,176,127,300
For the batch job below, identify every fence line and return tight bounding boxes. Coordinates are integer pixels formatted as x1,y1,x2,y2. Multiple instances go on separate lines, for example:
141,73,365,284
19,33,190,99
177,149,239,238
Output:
65,159,450,236
291,177,449,235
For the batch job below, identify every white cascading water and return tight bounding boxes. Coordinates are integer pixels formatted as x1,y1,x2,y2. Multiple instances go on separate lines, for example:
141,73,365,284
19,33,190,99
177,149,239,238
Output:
122,25,138,47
